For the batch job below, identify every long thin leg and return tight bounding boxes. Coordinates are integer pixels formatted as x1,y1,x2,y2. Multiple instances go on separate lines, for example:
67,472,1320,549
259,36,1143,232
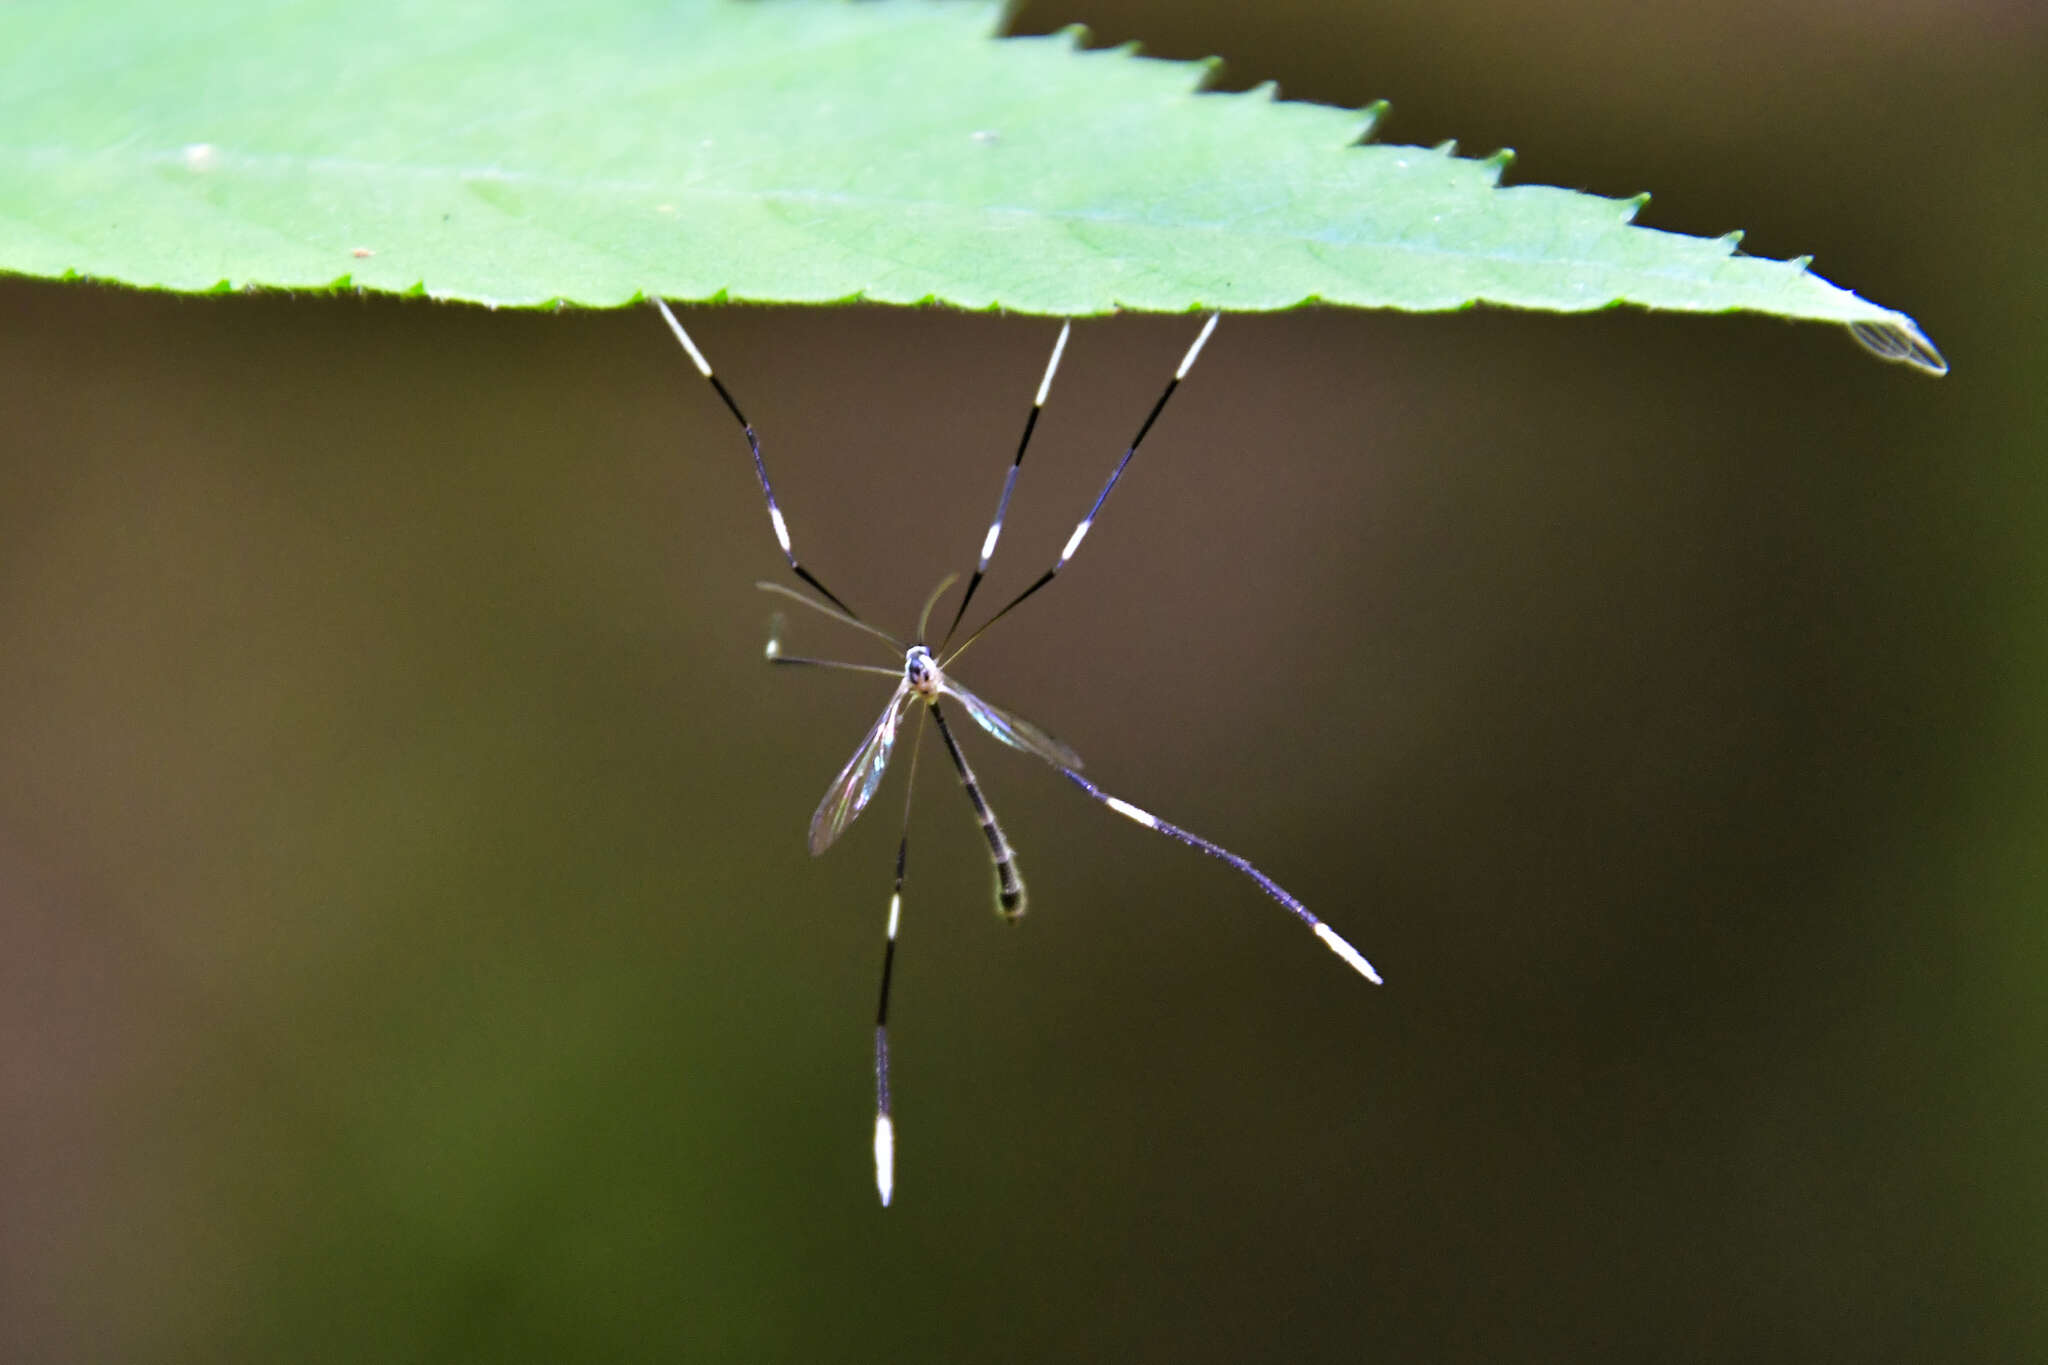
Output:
939,322,1071,650
945,313,1220,665
1057,766,1383,985
929,702,1026,918
654,299,862,620
873,712,927,1208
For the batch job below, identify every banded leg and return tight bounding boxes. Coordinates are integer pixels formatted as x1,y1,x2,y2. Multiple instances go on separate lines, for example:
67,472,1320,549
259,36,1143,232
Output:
946,313,1220,661
872,835,903,1208
653,299,862,620
1058,766,1383,985
873,712,927,1208
929,701,1026,918
940,321,1071,649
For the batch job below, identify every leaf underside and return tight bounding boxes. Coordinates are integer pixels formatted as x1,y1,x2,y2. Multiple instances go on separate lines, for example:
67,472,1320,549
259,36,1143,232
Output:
0,0,1941,371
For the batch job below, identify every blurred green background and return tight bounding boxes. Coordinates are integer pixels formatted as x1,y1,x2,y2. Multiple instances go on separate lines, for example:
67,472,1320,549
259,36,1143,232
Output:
1,1,2040,1359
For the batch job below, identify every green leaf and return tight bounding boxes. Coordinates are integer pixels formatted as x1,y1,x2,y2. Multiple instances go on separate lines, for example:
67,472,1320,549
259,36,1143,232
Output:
0,0,1941,371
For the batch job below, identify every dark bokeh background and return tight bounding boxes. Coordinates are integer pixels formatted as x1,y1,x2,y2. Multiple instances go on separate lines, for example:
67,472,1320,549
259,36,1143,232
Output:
2,1,2041,1359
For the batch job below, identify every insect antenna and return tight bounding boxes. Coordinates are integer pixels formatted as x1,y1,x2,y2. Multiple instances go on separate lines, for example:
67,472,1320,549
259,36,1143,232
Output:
762,620,900,678
916,572,961,647
756,581,903,656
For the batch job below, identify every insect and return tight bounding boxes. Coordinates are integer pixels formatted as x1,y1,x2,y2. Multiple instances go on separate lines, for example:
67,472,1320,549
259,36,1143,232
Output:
653,301,1382,1206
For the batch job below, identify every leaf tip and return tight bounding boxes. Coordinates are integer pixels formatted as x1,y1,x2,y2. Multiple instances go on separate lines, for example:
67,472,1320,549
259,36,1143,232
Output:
1481,147,1516,182
1848,320,1948,376
1623,192,1652,221
1717,228,1745,252
1434,138,1459,157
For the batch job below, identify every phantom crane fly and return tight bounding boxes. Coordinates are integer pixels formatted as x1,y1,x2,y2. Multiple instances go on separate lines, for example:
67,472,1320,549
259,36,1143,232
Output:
655,302,1382,1207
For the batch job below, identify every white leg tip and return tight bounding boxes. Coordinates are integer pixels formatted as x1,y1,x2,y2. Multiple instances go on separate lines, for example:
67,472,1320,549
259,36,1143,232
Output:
1175,312,1221,379
873,1114,895,1207
1314,923,1383,984
1035,321,1071,406
653,298,715,377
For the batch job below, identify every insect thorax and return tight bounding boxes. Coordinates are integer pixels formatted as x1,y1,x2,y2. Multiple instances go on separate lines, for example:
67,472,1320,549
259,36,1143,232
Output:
904,645,941,697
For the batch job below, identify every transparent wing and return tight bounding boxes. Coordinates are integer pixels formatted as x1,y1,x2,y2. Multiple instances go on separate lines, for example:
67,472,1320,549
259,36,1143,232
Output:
809,683,912,855
941,678,1084,772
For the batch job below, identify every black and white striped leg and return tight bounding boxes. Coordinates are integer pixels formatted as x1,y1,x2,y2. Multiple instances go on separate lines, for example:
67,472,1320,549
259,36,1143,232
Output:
941,321,1071,649
653,299,862,620
1058,767,1383,984
948,314,1220,657
872,712,927,1208
873,834,904,1207
930,702,1026,918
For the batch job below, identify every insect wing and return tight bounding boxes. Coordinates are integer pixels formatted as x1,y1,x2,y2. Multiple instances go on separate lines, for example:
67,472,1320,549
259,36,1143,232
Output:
942,679,1084,771
808,684,912,855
